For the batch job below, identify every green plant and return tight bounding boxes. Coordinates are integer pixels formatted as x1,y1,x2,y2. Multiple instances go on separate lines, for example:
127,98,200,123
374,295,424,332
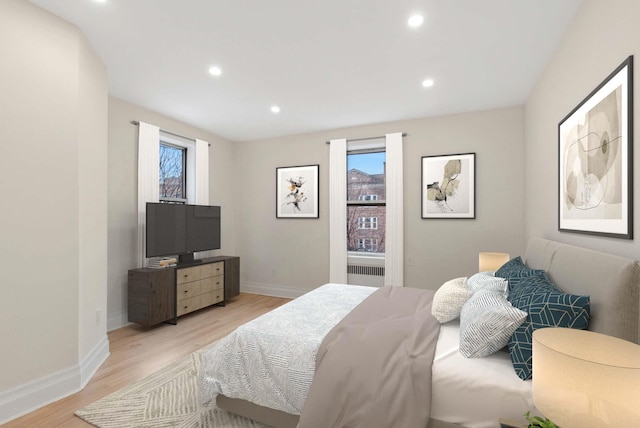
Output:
524,411,558,428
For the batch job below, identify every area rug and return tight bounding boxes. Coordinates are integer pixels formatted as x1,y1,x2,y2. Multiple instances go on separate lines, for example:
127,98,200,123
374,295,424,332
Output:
75,344,271,428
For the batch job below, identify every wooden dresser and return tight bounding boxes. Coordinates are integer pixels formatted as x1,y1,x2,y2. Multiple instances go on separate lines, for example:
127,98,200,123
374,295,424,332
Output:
128,255,240,326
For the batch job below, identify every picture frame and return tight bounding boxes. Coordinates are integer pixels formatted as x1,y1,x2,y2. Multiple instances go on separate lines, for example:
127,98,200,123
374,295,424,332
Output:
558,55,633,239
276,164,319,218
421,153,475,219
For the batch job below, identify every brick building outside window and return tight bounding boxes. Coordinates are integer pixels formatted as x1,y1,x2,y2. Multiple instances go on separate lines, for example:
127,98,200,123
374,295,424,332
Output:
347,168,386,253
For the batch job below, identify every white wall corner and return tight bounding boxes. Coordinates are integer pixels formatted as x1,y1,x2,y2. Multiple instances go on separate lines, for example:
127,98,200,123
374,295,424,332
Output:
107,311,131,332
0,335,109,425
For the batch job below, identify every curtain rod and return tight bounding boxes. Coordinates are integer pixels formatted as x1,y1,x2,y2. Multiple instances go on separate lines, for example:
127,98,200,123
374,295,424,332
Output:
325,133,407,144
130,120,197,143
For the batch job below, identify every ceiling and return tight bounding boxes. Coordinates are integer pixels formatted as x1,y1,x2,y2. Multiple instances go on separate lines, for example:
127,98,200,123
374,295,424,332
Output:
29,0,582,142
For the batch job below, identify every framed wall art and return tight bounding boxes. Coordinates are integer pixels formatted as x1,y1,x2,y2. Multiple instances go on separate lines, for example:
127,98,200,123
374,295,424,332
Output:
421,153,475,219
559,55,633,239
276,164,319,218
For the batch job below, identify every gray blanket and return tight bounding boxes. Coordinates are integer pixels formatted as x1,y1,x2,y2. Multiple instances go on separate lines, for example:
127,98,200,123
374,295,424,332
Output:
297,286,440,428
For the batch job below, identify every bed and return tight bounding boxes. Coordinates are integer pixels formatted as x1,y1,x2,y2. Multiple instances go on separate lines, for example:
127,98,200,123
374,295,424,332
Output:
197,238,640,428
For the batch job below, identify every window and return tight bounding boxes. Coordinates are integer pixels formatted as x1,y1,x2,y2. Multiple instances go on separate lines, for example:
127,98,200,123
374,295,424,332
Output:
358,216,378,229
157,131,197,204
358,194,378,201
347,150,385,254
329,133,403,286
357,238,378,252
159,143,187,203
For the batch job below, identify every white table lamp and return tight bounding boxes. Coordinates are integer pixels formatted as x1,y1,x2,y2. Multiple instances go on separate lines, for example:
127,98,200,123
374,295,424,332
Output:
478,252,509,272
532,327,640,427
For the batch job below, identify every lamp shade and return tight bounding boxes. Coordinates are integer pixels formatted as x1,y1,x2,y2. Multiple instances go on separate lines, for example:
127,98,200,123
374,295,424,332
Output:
532,327,640,427
478,252,509,272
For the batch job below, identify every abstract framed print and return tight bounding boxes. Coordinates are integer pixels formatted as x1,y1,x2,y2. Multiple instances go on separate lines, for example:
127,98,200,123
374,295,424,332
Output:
276,164,319,218
559,56,633,239
421,153,475,219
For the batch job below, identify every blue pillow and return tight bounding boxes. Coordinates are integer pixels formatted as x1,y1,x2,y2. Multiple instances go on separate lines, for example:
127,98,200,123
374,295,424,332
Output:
507,270,561,298
507,274,590,380
495,256,546,292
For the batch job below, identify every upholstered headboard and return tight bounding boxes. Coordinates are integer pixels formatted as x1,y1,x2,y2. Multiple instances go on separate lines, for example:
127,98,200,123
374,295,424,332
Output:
524,238,640,344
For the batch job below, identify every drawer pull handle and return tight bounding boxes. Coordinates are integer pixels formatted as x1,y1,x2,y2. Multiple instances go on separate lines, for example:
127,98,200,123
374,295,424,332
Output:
184,306,189,309
184,290,188,293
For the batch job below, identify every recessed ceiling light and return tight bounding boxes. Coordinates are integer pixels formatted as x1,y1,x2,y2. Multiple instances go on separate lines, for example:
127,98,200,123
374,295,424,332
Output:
208,66,222,77
422,78,435,88
271,106,281,114
408,14,424,28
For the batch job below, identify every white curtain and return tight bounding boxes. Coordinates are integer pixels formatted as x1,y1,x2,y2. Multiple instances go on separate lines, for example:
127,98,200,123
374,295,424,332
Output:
137,122,160,267
195,138,213,258
329,138,348,283
195,139,209,205
384,132,404,286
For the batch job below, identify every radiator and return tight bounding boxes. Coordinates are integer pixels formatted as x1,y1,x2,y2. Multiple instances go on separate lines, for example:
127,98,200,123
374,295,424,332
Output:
347,263,385,287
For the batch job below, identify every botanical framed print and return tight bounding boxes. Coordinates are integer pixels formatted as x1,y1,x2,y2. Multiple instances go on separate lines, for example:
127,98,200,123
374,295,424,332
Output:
276,164,319,218
421,153,475,219
559,55,633,239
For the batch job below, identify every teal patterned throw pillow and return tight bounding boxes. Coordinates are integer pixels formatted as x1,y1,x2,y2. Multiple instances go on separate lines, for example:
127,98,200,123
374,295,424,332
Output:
507,274,590,380
494,256,546,292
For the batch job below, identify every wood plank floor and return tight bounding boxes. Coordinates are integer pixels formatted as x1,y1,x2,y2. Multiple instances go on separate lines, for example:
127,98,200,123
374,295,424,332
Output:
3,293,290,428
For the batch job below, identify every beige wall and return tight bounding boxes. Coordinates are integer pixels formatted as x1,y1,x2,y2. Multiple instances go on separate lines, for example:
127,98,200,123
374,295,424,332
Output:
0,0,108,421
525,0,640,258
78,32,109,367
107,97,237,329
237,106,526,295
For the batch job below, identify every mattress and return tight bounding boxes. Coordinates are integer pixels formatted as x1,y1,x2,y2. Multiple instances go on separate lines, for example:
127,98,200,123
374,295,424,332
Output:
430,320,536,427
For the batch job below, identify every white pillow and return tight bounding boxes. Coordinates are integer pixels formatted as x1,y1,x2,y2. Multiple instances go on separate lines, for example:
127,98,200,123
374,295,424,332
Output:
431,277,472,323
459,289,527,358
466,272,508,298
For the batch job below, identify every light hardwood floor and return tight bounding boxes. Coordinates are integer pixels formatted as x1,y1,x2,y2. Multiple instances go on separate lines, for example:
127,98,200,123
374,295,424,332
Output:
3,293,290,428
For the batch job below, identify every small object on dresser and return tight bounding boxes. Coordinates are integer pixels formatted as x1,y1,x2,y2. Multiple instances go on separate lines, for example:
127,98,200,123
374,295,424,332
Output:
148,257,177,268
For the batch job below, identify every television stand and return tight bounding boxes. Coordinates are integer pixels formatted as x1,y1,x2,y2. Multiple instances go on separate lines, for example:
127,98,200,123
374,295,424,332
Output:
127,256,240,326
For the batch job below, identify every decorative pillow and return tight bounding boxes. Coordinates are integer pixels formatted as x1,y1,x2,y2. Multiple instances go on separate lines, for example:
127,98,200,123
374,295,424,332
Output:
459,289,528,358
508,274,590,380
431,277,472,323
507,271,561,297
466,272,508,297
494,256,545,292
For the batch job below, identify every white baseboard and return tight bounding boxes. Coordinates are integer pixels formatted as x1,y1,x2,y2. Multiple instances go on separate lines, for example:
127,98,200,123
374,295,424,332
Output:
240,281,308,299
0,335,110,425
80,335,110,386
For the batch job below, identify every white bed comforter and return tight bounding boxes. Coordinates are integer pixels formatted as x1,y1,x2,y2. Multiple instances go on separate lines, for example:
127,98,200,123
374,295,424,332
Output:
197,283,376,415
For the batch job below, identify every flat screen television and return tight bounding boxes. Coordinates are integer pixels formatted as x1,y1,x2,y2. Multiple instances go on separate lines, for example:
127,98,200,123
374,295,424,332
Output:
146,202,221,265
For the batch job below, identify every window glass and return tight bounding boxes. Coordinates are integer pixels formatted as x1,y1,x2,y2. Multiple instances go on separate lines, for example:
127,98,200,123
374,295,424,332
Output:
347,151,385,254
159,143,186,202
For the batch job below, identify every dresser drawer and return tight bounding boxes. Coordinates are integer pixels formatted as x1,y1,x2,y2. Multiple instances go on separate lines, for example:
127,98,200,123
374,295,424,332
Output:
176,262,223,285
177,277,224,302
176,290,224,316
